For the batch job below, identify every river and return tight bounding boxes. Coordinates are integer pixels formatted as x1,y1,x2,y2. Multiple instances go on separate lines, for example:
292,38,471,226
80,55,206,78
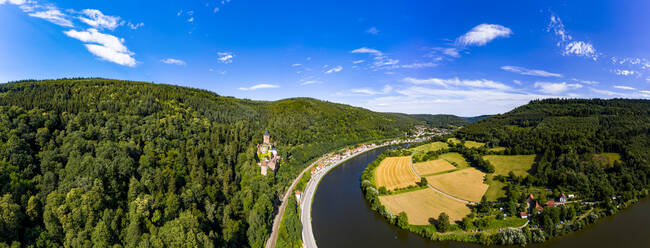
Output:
311,146,650,247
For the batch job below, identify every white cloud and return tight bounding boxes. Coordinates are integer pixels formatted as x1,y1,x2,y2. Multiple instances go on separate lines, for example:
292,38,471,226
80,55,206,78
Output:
64,28,136,67
238,84,279,91
640,90,650,94
572,78,599,85
128,22,144,30
213,7,219,13
513,80,522,85
403,77,511,90
501,65,562,77
324,65,342,74
349,85,392,96
442,48,460,58
352,60,365,64
613,85,635,90
0,0,27,5
615,69,636,76
78,9,121,30
301,80,322,86
400,62,437,69
217,52,233,64
291,63,302,67
564,41,598,60
547,14,599,61
350,47,383,56
534,82,582,94
161,58,186,65
28,8,74,27
366,27,379,35
187,17,194,22
456,24,512,46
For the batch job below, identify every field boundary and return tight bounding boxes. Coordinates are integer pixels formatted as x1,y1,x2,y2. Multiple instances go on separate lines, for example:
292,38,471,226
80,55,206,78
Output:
409,155,476,205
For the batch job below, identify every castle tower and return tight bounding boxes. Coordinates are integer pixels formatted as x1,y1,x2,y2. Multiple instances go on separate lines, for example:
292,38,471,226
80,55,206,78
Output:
263,130,270,144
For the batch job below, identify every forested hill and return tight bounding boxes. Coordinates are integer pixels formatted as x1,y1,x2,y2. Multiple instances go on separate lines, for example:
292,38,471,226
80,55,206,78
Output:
0,78,423,247
456,99,650,202
409,114,469,128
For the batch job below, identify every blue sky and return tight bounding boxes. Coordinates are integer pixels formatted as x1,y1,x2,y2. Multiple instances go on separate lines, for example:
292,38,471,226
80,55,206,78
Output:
1,0,649,116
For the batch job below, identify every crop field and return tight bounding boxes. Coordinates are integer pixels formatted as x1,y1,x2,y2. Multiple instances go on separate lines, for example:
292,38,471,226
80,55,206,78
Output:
379,188,471,225
438,152,469,169
414,159,456,175
594,153,621,166
484,175,506,201
375,156,419,190
409,142,449,153
447,138,461,145
464,140,485,148
483,155,536,177
426,168,489,202
488,147,506,152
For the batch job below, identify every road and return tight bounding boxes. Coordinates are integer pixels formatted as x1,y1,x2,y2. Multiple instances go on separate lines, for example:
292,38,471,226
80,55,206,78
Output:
265,156,326,248
409,156,477,205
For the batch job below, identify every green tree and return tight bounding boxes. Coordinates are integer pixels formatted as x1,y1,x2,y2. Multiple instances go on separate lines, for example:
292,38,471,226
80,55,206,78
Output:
436,212,450,233
396,212,409,229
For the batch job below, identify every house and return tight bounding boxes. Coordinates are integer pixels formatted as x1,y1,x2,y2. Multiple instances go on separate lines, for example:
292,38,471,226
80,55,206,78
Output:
546,200,556,208
261,162,268,176
520,212,528,218
568,194,575,199
559,192,567,203
535,202,543,213
294,190,302,202
263,130,270,144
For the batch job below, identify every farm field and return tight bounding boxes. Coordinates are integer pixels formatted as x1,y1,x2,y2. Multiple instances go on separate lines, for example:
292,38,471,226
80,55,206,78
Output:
464,140,485,148
414,159,456,175
375,156,419,190
595,153,621,166
484,175,507,201
483,154,536,177
447,138,461,145
426,168,489,202
488,147,506,152
379,188,471,225
409,142,449,153
438,152,470,169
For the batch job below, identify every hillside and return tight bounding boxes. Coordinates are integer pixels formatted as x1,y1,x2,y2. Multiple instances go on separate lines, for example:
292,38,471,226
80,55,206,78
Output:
409,114,469,128
456,99,650,201
0,79,426,247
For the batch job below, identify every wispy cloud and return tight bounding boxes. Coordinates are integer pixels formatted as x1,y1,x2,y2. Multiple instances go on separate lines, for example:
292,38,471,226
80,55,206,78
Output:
352,60,365,64
350,47,383,56
301,80,322,86
128,22,144,30
534,82,582,94
365,27,379,35
348,85,393,96
78,9,121,30
291,63,302,67
238,84,279,91
615,69,636,76
64,28,136,67
501,65,562,77
28,7,74,27
324,65,342,74
400,62,437,69
613,85,635,90
350,47,400,69
161,58,186,65
403,77,511,90
547,14,599,60
572,78,599,85
217,52,233,64
456,24,512,46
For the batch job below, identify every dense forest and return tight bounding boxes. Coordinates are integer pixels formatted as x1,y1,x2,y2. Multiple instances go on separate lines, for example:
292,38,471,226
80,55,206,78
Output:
457,99,650,202
408,114,469,128
0,78,432,247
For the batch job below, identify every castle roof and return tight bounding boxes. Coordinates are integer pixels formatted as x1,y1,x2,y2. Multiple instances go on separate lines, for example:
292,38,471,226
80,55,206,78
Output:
264,130,270,136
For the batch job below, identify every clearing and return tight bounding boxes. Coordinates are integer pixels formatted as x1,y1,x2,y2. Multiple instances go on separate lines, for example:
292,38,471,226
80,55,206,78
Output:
375,156,419,190
438,152,469,169
379,188,471,225
409,142,449,153
464,140,486,148
483,154,535,177
414,159,456,176
488,147,506,152
426,168,489,202
594,153,621,167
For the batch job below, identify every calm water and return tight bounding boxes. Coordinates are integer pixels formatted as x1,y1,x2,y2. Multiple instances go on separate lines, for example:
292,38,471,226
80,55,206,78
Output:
311,147,650,248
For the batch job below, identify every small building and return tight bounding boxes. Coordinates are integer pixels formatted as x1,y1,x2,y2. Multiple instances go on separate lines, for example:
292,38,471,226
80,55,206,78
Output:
520,212,528,218
535,202,543,213
261,163,268,176
559,192,567,203
263,130,270,144
294,190,302,203
546,200,556,208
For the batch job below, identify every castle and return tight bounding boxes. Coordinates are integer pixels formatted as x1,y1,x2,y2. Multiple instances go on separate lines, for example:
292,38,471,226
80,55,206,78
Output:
257,130,280,175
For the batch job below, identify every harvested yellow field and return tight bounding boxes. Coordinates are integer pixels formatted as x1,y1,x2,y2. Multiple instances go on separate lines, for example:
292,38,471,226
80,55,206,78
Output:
426,168,489,202
414,159,456,175
380,188,471,225
595,153,621,166
489,147,506,152
483,155,535,177
375,156,419,190
409,142,449,153
447,138,461,145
